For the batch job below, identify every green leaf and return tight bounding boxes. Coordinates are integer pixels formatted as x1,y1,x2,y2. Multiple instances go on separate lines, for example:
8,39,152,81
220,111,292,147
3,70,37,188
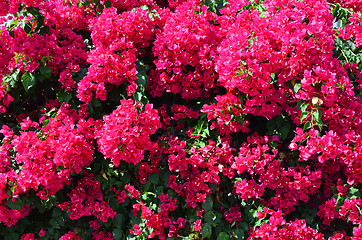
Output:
134,92,143,103
92,97,102,108
303,121,312,130
104,0,112,8
235,229,245,239
3,74,15,87
24,22,32,34
204,211,217,227
268,72,277,84
39,65,52,78
39,25,50,35
57,216,65,226
300,112,309,123
203,124,210,137
240,222,249,231
6,198,24,210
255,218,263,227
109,196,120,209
270,72,275,79
49,218,60,229
148,173,159,185
5,232,19,240
336,193,345,209
27,6,40,15
312,109,322,122
34,14,45,32
300,102,308,112
279,124,291,141
202,197,213,212
338,9,346,19
35,73,45,83
235,115,245,124
56,88,72,103
217,232,230,240
11,69,21,82
201,223,212,239
52,207,62,217
293,83,301,94
113,228,123,240
136,73,147,90
77,68,88,79
332,3,341,18
21,72,36,92
136,61,148,90
348,187,361,199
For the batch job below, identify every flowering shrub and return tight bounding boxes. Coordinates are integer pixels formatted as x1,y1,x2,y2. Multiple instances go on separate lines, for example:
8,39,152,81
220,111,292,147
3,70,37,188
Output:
0,0,362,239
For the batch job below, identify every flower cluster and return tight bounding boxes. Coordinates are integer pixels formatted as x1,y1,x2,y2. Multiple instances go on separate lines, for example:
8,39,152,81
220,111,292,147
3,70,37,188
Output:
202,92,250,135
0,24,13,76
58,173,116,222
1,105,96,201
166,136,235,208
0,0,362,239
96,99,161,166
59,231,83,240
9,26,86,77
0,0,44,15
105,0,155,11
339,13,362,47
77,7,155,102
0,202,31,227
330,0,362,13
131,194,186,239
171,104,199,121
0,81,14,113
233,133,321,213
318,197,362,238
224,205,243,223
291,128,362,186
150,0,220,100
250,208,324,239
40,0,91,31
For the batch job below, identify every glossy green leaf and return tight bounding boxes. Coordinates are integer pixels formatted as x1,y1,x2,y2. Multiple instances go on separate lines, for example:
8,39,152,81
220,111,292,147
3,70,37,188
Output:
201,223,212,239
148,173,159,185
332,3,341,18
300,102,308,112
39,65,52,78
113,228,123,240
202,197,213,212
56,88,72,103
348,187,361,199
5,232,19,240
204,211,217,227
300,112,309,123
217,232,230,240
280,124,291,141
6,198,23,210
312,109,322,122
21,72,36,92
303,121,312,130
235,229,245,239
293,83,301,94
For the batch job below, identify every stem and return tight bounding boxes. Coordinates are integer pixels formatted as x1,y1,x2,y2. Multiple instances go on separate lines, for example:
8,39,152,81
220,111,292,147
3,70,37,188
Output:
327,2,354,15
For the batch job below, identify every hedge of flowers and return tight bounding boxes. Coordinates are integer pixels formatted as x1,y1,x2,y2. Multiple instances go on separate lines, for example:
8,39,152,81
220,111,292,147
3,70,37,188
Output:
0,0,362,239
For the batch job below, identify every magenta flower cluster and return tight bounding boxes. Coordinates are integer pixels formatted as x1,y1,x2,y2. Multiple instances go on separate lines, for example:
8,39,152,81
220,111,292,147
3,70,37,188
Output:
0,0,361,239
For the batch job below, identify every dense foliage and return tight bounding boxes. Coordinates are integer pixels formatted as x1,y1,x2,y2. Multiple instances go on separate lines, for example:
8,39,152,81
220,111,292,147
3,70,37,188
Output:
0,0,362,239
